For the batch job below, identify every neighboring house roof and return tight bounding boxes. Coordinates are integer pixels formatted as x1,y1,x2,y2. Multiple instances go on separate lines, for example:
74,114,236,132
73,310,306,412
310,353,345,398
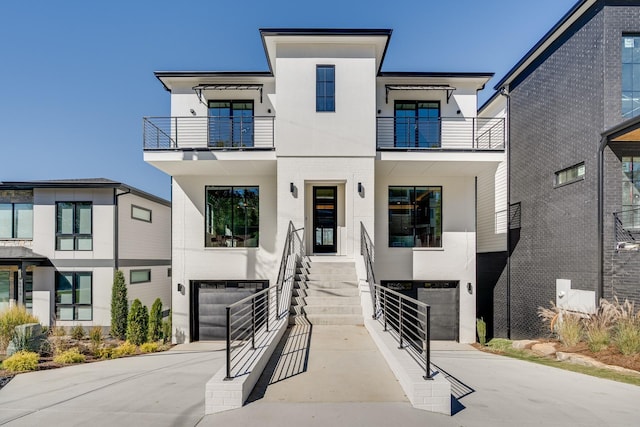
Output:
0,178,170,207
0,246,48,264
493,0,596,91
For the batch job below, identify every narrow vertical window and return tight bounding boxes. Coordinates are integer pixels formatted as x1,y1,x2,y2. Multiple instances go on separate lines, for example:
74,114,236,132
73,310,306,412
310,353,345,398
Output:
316,65,335,112
622,35,640,119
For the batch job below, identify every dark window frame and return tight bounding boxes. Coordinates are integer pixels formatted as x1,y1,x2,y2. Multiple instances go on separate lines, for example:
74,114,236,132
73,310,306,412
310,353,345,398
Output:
394,100,441,148
622,34,640,119
388,186,443,248
316,65,335,112
55,201,93,251
207,100,255,148
205,186,260,248
130,269,151,284
131,205,152,223
55,271,93,321
0,202,33,239
554,162,585,187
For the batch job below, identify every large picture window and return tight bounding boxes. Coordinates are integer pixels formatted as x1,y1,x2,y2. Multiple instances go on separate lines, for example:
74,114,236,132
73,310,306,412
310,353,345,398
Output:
316,65,335,112
55,272,92,321
205,186,259,248
388,186,442,248
0,203,33,239
622,35,640,119
56,202,92,251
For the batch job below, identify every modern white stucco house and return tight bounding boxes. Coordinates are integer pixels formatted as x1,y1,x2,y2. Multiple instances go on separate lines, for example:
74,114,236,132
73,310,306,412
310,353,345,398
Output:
144,29,505,344
0,179,171,328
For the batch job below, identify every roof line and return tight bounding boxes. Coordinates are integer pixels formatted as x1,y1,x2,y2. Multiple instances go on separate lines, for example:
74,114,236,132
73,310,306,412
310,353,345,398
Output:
493,0,593,90
379,72,494,78
602,114,640,139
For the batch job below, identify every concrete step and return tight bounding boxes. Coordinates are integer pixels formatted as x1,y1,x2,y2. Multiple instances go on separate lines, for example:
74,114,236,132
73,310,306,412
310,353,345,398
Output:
297,264,356,274
304,296,361,305
296,274,357,282
303,305,363,315
306,313,364,325
296,280,359,289
292,287,360,298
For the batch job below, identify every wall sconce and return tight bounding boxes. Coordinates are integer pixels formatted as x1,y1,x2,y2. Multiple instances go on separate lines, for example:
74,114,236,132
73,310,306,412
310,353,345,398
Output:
467,282,473,295
190,109,196,116
267,108,272,114
358,182,363,194
177,283,185,294
290,182,295,194
377,109,381,114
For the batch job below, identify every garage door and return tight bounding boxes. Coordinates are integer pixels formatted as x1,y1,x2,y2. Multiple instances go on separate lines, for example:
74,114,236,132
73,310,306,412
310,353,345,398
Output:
191,281,268,341
418,286,459,341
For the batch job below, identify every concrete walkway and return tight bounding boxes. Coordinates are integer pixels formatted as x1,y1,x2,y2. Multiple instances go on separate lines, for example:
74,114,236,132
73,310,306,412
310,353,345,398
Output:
0,338,639,426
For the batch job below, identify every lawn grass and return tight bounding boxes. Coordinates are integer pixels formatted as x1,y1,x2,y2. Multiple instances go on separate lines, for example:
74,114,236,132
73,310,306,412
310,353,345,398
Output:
483,344,640,387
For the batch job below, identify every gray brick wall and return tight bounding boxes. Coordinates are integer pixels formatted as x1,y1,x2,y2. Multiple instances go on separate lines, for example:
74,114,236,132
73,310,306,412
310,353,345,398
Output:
498,1,640,339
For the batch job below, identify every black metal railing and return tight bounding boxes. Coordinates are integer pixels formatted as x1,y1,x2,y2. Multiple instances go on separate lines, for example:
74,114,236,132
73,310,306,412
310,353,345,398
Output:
373,284,432,380
376,117,504,151
613,208,640,251
143,116,275,150
360,222,376,311
224,221,304,380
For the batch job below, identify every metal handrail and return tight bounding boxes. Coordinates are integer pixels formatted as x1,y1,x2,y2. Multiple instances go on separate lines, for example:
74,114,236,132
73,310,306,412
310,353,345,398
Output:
613,208,640,250
224,221,304,380
373,284,432,380
360,222,377,313
143,116,275,150
376,116,505,151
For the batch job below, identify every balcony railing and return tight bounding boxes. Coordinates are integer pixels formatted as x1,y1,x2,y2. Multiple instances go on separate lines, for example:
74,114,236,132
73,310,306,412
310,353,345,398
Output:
377,117,505,151
143,116,275,150
614,208,640,251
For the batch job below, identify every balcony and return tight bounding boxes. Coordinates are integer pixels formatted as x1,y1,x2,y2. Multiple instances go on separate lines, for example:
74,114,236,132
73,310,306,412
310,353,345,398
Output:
143,116,275,150
376,117,504,151
614,208,640,251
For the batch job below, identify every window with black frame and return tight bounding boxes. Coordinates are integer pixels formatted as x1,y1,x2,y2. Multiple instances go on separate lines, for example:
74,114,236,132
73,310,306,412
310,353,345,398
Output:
623,35,640,119
208,101,254,148
56,202,92,251
316,65,335,112
388,186,442,248
0,203,33,239
394,101,440,148
55,272,92,321
205,186,259,248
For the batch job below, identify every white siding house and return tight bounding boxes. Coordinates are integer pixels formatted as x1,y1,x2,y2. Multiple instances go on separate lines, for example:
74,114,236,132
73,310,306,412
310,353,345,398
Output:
144,29,505,344
0,179,171,328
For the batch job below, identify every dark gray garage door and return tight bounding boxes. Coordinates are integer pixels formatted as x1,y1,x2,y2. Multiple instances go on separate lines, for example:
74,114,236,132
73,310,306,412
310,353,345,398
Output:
418,285,459,341
191,280,268,341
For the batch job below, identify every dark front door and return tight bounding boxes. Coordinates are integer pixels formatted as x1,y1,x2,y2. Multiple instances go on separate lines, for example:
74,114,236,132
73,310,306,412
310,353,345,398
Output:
313,186,337,253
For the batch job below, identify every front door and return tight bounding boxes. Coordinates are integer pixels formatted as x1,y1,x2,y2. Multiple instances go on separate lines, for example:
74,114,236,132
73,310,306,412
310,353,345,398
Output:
313,186,337,253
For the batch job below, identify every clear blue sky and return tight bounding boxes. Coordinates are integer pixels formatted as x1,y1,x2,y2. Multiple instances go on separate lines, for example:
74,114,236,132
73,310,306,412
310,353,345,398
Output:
0,0,577,201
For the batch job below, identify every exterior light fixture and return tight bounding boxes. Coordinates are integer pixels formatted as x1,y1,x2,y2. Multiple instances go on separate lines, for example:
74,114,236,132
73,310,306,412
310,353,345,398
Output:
358,182,363,194
290,182,295,193
177,283,185,293
190,109,196,116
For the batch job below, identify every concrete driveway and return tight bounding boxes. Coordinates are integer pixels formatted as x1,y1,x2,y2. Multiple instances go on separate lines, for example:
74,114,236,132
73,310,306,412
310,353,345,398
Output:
0,340,639,426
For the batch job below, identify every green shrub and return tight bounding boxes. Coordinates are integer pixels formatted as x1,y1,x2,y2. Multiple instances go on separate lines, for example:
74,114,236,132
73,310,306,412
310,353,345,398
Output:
148,298,163,342
556,313,583,347
112,341,137,358
126,299,148,345
585,324,610,352
111,270,128,340
615,319,640,355
0,305,39,352
53,347,86,364
162,310,172,344
140,342,159,353
70,324,85,340
2,350,39,372
89,326,103,352
95,346,113,359
476,317,487,346
487,338,512,352
49,326,69,355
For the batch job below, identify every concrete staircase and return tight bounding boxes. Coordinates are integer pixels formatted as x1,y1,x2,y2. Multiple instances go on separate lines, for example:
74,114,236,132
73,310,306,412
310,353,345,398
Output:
290,258,363,325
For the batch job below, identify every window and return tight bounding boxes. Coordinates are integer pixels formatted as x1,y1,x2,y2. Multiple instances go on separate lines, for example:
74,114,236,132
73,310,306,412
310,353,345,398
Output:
208,100,254,147
394,101,440,148
388,186,442,248
131,205,152,222
555,163,585,186
130,269,151,284
622,156,640,228
0,271,9,311
316,65,335,112
56,202,92,251
622,35,640,119
55,272,92,321
205,186,259,248
0,203,33,239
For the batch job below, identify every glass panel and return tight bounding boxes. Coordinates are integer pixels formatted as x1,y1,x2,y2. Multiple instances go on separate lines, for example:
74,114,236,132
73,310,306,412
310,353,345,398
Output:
208,102,231,147
76,203,92,234
14,204,33,239
0,271,10,308
25,272,33,310
233,187,260,248
417,103,440,148
622,36,640,118
0,204,12,238
76,306,92,321
130,269,151,283
57,236,75,251
76,273,92,305
57,202,74,234
232,102,254,147
76,236,93,251
316,65,335,112
56,273,74,304
206,186,233,248
57,306,74,321
389,187,415,247
131,205,152,222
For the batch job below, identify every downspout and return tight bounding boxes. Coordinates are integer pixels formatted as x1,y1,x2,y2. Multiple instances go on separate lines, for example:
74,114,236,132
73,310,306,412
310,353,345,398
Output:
114,187,131,270
500,86,512,339
597,135,608,302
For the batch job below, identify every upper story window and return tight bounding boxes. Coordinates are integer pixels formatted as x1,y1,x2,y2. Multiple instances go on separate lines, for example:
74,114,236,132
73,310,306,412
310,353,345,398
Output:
205,186,259,248
394,101,440,148
622,35,640,119
555,162,585,187
316,65,335,112
0,203,33,239
56,202,92,251
208,100,254,148
131,205,152,222
388,186,442,248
